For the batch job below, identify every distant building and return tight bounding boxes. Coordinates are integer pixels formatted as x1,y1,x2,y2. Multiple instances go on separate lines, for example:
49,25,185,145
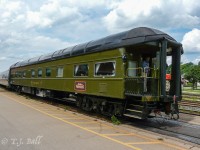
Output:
181,76,189,86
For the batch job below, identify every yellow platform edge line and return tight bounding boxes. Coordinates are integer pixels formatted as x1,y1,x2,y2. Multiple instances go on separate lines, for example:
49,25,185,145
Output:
1,94,141,150
101,133,135,136
1,93,187,150
127,141,161,145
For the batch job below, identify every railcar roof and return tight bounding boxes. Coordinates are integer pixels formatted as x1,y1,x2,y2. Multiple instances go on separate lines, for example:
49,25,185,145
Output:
10,27,181,68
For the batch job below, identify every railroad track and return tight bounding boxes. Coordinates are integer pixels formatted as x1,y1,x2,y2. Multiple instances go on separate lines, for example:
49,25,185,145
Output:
179,93,200,115
125,118,200,145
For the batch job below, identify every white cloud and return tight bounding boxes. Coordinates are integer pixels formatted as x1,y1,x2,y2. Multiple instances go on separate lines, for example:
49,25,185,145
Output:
0,0,200,71
104,0,161,30
193,58,200,64
182,28,200,53
0,57,6,60
103,0,200,33
26,1,84,28
181,55,200,65
181,55,190,64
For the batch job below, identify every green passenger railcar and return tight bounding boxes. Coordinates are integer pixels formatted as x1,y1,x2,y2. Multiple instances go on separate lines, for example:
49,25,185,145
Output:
9,27,183,119
10,49,125,98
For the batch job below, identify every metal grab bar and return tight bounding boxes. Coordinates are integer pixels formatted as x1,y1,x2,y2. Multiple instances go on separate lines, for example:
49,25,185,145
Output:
126,67,143,77
126,67,159,78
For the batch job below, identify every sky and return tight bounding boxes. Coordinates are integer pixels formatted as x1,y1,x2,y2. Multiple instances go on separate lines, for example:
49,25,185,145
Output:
0,0,200,71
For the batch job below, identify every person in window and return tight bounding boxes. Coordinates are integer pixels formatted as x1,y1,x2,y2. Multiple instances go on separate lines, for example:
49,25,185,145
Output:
142,56,150,77
142,56,151,93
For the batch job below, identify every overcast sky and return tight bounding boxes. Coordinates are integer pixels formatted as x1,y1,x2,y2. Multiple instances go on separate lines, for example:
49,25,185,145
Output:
0,0,200,71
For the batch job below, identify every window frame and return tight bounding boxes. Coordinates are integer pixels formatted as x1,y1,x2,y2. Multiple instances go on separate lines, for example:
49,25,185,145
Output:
94,61,116,77
56,67,64,77
15,71,18,78
31,69,35,78
17,71,22,78
23,71,26,78
38,68,43,78
74,64,89,77
45,68,51,77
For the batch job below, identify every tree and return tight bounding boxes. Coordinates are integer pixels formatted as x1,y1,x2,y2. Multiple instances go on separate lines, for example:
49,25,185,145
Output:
181,62,194,75
184,65,200,89
166,64,172,74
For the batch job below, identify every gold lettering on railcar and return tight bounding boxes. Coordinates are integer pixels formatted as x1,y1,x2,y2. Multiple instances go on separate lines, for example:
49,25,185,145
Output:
31,81,40,85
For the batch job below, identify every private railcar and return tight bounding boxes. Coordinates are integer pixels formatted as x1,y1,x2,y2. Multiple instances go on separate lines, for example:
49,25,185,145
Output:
8,27,183,119
0,70,9,87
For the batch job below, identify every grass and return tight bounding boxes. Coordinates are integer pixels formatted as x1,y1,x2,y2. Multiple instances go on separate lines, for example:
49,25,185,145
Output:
182,97,199,101
182,86,200,101
182,86,200,95
111,115,121,125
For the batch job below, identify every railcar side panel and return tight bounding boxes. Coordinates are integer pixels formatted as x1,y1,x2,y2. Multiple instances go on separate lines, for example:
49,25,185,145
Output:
10,49,125,99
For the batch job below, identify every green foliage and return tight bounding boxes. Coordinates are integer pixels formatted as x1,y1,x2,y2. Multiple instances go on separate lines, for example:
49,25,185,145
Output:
182,63,200,89
111,115,121,125
181,62,194,75
184,82,193,87
166,64,172,74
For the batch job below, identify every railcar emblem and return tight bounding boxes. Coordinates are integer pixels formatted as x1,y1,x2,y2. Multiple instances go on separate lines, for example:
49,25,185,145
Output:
74,81,86,91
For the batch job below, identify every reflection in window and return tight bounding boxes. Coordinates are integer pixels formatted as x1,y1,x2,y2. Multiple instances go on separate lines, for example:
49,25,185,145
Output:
95,62,116,76
57,67,63,77
46,68,51,77
74,64,88,76
38,69,42,77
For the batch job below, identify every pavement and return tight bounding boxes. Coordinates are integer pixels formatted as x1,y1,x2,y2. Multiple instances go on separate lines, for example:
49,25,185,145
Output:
0,88,199,150
179,113,200,125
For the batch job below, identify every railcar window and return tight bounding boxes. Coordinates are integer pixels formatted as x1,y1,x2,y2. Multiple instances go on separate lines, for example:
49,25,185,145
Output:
23,71,26,78
57,67,63,77
17,71,22,78
74,64,88,76
46,68,51,77
38,69,42,77
31,70,35,77
11,72,15,78
95,62,116,76
15,72,18,77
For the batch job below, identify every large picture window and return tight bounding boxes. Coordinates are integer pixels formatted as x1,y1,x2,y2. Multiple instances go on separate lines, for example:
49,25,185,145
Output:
95,62,116,76
74,64,88,76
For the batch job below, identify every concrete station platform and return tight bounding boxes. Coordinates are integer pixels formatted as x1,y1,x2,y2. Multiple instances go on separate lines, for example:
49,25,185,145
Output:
0,88,199,150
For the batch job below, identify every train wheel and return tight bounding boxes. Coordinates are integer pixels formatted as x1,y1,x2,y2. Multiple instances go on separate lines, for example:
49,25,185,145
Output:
81,96,93,111
16,86,22,94
170,112,179,120
170,103,179,120
76,96,83,108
